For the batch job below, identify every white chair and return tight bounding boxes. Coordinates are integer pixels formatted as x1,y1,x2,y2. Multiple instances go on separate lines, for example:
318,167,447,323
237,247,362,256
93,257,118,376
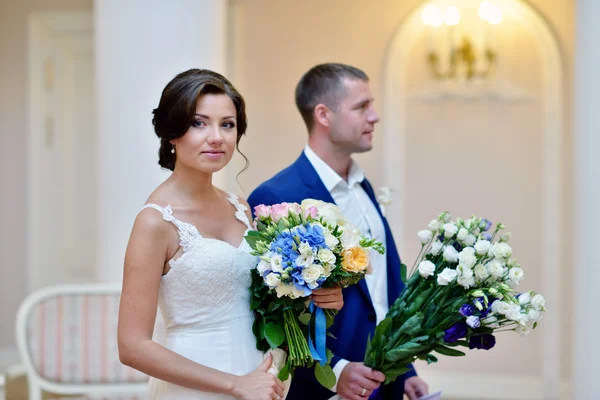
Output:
0,372,6,400
16,283,148,400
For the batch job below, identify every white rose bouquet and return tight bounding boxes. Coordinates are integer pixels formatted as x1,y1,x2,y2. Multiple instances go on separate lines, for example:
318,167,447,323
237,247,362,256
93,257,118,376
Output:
364,212,547,385
246,200,385,388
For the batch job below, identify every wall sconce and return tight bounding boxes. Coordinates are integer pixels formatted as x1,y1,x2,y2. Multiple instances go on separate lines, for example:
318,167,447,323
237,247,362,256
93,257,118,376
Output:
422,1,503,80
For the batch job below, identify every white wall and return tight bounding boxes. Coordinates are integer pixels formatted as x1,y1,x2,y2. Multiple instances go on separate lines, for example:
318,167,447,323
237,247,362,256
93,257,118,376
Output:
0,0,93,357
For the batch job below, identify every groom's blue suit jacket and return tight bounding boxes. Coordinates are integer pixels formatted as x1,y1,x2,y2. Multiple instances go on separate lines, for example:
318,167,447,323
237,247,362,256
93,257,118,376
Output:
247,153,416,400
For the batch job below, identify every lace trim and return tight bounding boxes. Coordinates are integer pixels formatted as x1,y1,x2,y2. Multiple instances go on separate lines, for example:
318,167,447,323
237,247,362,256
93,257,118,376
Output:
141,204,201,251
227,193,254,230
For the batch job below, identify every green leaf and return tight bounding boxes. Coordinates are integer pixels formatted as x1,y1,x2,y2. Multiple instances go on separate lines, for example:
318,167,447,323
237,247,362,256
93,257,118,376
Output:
326,349,334,363
250,296,261,311
277,362,290,381
263,323,285,348
398,313,423,337
256,221,268,231
327,332,337,339
381,365,413,385
298,313,311,325
434,345,466,357
314,363,336,389
400,263,407,283
385,342,429,362
427,354,438,364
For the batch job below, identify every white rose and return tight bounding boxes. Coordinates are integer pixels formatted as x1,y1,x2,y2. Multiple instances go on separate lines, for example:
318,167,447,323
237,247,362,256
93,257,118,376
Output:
290,285,308,299
295,253,314,268
487,259,506,279
320,204,346,227
500,232,512,242
474,264,489,283
492,242,513,259
257,259,271,275
264,273,281,288
443,223,458,238
458,247,477,269
457,272,475,289
481,315,500,329
518,292,531,306
474,240,491,255
429,219,441,232
418,261,436,278
321,263,334,277
457,228,469,243
429,241,443,256
270,255,284,273
516,325,532,337
495,301,511,315
317,249,336,265
275,283,294,298
443,246,459,263
418,230,433,245
437,268,458,286
325,232,339,248
464,234,476,246
340,227,361,248
298,242,313,256
508,268,524,284
466,315,481,328
531,294,546,311
506,309,522,321
302,264,325,288
527,309,541,324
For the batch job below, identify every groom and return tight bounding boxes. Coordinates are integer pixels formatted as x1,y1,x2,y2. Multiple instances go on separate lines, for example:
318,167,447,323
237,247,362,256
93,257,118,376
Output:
248,63,429,400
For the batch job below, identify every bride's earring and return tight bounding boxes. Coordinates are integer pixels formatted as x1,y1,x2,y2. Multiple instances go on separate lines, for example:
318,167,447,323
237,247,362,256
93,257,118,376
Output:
171,144,175,154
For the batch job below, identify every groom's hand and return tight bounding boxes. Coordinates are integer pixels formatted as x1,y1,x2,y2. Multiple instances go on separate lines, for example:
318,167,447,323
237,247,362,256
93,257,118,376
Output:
337,362,385,400
404,376,428,400
311,287,344,310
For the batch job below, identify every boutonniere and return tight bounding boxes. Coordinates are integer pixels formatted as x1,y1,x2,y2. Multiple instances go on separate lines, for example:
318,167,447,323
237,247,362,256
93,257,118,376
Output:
377,187,392,216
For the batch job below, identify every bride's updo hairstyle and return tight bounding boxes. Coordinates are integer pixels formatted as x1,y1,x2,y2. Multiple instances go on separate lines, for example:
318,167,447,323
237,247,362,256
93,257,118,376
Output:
152,69,248,171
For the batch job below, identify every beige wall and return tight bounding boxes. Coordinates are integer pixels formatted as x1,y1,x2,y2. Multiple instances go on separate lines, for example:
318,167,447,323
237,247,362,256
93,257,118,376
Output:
233,0,573,383
0,0,93,351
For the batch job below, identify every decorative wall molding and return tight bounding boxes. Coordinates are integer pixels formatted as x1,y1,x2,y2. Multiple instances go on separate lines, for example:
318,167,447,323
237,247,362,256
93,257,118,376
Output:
381,1,563,398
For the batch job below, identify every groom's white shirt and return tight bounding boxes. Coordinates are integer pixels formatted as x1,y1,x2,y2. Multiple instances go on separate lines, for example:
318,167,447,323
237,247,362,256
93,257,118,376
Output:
303,145,389,394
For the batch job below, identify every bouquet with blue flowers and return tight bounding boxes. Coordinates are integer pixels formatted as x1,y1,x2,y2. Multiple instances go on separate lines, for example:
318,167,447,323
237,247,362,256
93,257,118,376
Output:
245,199,384,388
364,212,547,384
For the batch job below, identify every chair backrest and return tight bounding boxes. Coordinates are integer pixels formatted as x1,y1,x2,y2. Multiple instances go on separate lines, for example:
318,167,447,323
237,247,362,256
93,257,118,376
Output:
16,283,148,398
0,373,5,400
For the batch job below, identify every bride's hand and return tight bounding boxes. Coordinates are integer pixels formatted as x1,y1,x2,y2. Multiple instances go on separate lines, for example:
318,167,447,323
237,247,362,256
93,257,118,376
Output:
311,287,344,310
232,353,285,400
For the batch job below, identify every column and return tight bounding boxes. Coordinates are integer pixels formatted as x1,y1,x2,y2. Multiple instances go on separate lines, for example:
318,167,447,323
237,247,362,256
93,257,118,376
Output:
95,0,228,282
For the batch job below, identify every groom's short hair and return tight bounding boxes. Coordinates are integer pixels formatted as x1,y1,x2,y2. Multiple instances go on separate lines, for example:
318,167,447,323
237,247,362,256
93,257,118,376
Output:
295,63,369,132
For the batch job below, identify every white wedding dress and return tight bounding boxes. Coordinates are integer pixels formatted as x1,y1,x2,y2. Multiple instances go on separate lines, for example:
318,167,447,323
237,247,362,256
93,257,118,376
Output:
143,193,265,399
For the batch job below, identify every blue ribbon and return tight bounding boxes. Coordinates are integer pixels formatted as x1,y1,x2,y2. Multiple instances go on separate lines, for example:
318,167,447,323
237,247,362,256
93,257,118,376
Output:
308,301,327,366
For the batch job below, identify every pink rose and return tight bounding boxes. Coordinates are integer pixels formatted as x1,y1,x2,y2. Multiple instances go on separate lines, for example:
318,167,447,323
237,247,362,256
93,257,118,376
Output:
271,203,290,222
303,206,318,219
254,204,272,220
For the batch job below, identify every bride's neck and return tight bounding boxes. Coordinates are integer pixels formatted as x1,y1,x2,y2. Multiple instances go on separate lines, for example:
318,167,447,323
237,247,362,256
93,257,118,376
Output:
168,164,218,201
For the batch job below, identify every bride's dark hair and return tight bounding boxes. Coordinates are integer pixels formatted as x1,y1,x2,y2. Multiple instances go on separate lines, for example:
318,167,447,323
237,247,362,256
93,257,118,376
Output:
152,69,248,172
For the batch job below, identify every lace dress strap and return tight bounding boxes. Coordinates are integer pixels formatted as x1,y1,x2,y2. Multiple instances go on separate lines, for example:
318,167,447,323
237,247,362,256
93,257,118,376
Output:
141,204,201,251
226,193,253,230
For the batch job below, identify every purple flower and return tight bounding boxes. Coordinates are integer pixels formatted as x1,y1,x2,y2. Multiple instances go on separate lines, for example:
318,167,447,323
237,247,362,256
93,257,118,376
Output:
480,219,492,232
469,334,496,350
460,304,475,317
483,233,492,241
444,322,468,343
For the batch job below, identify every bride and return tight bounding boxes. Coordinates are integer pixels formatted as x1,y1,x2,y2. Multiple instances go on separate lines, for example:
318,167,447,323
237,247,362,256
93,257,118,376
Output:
117,69,343,400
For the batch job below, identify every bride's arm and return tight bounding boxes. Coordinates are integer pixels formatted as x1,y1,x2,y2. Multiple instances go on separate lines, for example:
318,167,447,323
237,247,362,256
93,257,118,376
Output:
118,210,284,399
